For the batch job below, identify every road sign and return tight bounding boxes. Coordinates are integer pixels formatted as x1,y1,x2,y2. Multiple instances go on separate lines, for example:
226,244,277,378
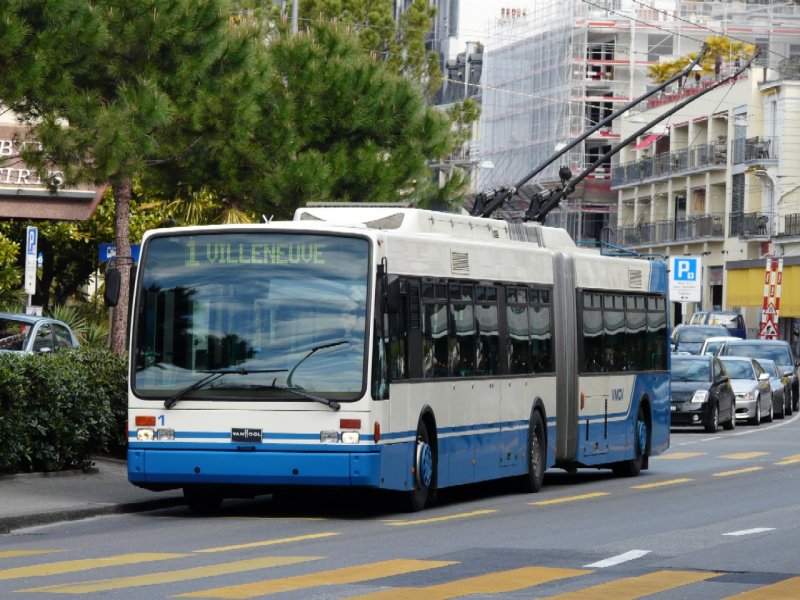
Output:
669,256,701,302
759,257,782,339
24,226,37,296
98,243,140,263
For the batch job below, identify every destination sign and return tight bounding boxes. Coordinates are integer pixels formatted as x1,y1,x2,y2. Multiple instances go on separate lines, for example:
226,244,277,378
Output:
185,239,326,267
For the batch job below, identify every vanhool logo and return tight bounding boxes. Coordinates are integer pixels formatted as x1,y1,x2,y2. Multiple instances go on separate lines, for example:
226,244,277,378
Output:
231,428,263,442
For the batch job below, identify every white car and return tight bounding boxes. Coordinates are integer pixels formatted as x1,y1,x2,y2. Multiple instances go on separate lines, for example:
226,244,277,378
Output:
756,358,791,419
699,336,741,356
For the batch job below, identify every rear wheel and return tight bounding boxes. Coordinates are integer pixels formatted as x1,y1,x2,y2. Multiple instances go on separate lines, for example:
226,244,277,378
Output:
519,411,546,493
776,395,785,419
613,404,647,477
722,402,736,431
750,399,762,426
704,403,719,433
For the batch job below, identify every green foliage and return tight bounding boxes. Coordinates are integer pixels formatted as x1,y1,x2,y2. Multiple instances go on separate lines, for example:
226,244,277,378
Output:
0,348,128,473
0,232,23,307
646,35,756,83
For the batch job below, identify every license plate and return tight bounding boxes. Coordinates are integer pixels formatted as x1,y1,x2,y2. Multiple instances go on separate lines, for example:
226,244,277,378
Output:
231,428,262,443
670,405,677,411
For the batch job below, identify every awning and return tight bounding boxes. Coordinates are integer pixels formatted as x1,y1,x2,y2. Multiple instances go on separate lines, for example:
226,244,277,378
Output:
632,134,660,151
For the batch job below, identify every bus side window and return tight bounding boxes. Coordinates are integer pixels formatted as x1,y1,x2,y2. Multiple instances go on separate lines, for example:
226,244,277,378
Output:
476,285,499,376
422,280,449,378
530,287,552,373
389,279,408,380
582,292,603,372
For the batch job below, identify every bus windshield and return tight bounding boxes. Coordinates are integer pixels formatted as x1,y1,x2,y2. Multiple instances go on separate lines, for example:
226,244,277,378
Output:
132,232,370,401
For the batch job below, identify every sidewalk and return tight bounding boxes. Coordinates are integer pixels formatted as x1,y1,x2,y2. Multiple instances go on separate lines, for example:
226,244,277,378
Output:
0,457,184,533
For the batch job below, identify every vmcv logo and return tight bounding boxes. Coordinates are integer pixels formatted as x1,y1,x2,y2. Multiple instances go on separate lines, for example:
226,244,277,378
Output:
611,388,625,402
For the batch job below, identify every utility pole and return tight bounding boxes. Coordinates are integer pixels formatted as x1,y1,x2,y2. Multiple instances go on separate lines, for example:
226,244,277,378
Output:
291,0,298,34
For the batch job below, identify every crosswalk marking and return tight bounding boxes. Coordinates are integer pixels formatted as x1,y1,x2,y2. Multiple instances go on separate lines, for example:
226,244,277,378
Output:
632,478,693,489
530,492,609,506
0,550,62,559
719,452,768,460
713,467,763,477
19,556,321,594
0,553,185,581
728,575,800,598
651,452,707,460
387,510,496,526
176,559,457,599
196,532,340,553
546,569,718,599
344,566,589,599
775,454,800,465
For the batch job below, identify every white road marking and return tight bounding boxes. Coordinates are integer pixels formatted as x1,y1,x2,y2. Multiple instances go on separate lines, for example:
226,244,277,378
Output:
723,527,776,536
583,550,651,568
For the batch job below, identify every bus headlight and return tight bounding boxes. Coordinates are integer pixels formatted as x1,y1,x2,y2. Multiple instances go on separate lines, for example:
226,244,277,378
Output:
137,428,155,441
320,431,339,444
157,428,175,441
341,431,360,444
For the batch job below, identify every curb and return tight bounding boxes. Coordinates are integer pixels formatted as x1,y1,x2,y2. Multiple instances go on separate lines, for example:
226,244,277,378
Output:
0,497,185,534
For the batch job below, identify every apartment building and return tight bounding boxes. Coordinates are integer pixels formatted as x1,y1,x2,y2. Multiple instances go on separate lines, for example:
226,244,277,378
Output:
612,65,800,351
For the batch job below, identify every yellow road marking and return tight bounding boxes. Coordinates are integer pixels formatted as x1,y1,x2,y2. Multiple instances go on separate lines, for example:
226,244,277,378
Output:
177,559,457,599
776,454,800,466
713,467,763,477
345,566,589,599
730,575,800,598
652,452,707,460
548,569,718,599
196,532,340,553
0,553,185,581
0,550,62,559
388,510,496,526
632,478,693,489
530,492,610,506
20,556,320,594
719,452,768,460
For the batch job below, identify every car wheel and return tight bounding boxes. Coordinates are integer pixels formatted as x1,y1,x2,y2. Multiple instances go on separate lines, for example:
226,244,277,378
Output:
787,395,794,416
776,394,785,419
765,397,774,423
750,399,761,426
705,403,719,433
722,405,736,431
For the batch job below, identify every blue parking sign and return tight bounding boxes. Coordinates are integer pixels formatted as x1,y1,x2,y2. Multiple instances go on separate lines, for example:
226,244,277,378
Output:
673,257,698,281
669,256,702,302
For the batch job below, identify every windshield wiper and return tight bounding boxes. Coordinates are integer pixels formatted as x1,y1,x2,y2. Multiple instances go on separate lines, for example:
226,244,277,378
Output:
164,367,288,409
266,380,341,411
286,340,348,387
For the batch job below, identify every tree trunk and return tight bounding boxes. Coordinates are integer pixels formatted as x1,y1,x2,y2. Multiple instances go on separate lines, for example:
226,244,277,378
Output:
109,178,133,356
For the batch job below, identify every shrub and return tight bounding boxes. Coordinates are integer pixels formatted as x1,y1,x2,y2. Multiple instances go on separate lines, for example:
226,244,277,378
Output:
0,348,127,473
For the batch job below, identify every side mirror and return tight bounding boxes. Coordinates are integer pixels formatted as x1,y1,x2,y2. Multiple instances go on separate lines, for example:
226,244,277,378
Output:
104,268,121,307
758,372,769,381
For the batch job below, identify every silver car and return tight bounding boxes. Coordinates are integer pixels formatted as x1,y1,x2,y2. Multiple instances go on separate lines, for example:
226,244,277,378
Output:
719,356,773,425
757,358,791,419
0,312,79,354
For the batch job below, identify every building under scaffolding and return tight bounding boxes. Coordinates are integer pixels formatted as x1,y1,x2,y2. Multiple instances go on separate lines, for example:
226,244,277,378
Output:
476,0,800,241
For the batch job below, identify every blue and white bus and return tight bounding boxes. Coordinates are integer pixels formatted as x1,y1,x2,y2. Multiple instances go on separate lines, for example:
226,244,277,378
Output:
126,207,670,511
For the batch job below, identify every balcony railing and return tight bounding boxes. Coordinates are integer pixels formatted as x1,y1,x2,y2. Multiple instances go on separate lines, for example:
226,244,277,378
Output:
614,213,725,247
733,136,778,165
612,142,727,187
729,211,771,238
781,213,800,237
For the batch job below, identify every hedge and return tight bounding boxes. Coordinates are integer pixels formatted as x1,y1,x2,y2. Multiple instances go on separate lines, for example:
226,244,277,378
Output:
0,348,128,474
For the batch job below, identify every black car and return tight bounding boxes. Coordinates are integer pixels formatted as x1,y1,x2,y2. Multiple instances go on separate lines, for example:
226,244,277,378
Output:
718,339,800,412
671,324,729,355
671,354,736,432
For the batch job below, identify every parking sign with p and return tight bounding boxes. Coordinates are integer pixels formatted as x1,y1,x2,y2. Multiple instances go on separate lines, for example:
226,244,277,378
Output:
669,256,701,302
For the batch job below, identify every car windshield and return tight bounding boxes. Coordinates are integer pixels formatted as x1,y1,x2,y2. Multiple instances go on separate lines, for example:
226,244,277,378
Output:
0,318,31,351
677,328,722,343
708,314,738,328
720,359,755,380
672,358,711,382
725,344,792,366
133,232,370,400
758,361,779,377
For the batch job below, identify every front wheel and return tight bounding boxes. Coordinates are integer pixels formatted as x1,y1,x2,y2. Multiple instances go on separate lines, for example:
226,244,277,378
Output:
750,399,762,426
765,398,774,423
613,404,647,477
705,403,719,433
519,411,546,493
408,420,436,512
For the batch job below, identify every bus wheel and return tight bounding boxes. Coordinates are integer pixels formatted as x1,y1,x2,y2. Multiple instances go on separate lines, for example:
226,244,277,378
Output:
613,405,646,477
520,411,546,493
183,487,223,513
408,420,435,512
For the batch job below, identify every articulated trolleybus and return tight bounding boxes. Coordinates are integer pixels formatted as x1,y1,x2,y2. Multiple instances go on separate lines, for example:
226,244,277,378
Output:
126,207,670,511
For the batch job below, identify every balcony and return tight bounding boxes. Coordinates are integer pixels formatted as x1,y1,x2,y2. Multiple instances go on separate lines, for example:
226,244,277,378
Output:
732,136,778,165
614,213,725,247
779,213,800,238
612,142,727,188
729,211,771,238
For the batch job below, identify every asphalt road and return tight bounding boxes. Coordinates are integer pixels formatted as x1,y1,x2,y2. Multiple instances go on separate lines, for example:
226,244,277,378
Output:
2,413,800,599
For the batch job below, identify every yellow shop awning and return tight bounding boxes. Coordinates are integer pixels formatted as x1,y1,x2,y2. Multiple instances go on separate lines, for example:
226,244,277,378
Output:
727,264,800,317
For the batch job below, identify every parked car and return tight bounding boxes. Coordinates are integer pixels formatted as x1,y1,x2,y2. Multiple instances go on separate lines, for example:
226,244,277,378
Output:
756,358,791,419
700,336,741,357
689,310,747,338
719,356,773,425
671,354,736,432
671,324,729,355
0,312,79,354
718,339,800,413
